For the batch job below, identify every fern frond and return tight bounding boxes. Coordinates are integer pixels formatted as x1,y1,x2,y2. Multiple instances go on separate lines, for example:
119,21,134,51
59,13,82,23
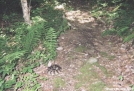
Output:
0,37,7,53
117,27,129,36
124,33,134,42
44,28,57,60
0,50,26,64
102,28,117,36
22,16,45,53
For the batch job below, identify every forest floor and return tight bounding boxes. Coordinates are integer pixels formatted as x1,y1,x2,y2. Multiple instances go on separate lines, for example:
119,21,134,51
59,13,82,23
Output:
34,8,134,91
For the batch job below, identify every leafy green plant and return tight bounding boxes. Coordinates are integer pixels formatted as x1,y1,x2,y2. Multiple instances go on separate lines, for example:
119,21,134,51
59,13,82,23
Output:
4,73,17,90
15,73,40,91
0,70,18,91
0,1,69,90
44,28,57,61
118,75,124,81
0,37,8,57
0,50,26,91
131,85,134,91
105,10,134,42
33,5,69,35
21,65,34,74
15,16,46,53
91,0,134,42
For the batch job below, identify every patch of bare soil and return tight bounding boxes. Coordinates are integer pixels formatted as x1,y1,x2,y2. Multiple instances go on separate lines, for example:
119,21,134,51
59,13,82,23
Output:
34,10,134,91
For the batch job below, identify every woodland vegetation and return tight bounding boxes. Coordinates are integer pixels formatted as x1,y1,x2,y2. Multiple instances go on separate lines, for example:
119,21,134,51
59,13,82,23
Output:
0,0,134,90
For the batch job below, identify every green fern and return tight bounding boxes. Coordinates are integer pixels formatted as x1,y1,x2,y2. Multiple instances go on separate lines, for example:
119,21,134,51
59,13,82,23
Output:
102,28,117,36
112,10,134,42
117,26,129,36
0,50,26,79
124,33,134,42
22,16,45,53
0,50,26,64
34,6,69,35
0,37,9,58
0,4,69,91
44,28,57,61
14,16,45,53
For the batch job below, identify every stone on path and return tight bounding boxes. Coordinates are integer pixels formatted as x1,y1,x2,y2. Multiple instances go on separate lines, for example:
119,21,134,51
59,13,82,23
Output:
88,57,98,64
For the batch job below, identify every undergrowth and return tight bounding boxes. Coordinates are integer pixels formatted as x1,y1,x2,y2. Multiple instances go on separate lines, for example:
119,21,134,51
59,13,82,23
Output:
91,0,134,42
0,3,69,90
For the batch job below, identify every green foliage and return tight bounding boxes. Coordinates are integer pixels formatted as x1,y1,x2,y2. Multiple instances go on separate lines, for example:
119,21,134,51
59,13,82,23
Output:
4,74,17,89
0,1,69,90
0,71,18,90
28,51,43,61
32,6,69,35
21,65,34,74
124,33,134,42
103,9,134,42
113,10,134,42
91,0,134,42
131,85,134,91
14,73,40,91
0,0,69,91
91,0,127,7
44,28,57,61
118,75,124,81
14,16,45,53
0,51,26,90
0,27,21,90
0,51,26,64
30,5,69,62
22,16,45,53
0,37,8,55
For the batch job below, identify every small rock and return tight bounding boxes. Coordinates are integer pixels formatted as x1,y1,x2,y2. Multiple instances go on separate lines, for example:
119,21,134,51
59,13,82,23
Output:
61,36,65,39
88,57,98,64
56,47,63,50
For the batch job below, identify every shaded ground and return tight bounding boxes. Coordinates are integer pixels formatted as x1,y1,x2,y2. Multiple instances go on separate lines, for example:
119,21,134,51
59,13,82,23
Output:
34,9,134,91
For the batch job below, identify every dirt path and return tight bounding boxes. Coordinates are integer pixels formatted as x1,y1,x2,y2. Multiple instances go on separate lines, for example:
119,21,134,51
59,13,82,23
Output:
34,10,134,91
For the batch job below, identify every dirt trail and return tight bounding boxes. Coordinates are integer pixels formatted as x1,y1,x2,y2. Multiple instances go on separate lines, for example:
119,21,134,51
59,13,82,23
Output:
34,10,134,91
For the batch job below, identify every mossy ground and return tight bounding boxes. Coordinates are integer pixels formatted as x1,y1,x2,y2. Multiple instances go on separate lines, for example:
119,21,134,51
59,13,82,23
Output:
74,62,110,91
53,77,66,90
75,45,88,53
100,51,115,60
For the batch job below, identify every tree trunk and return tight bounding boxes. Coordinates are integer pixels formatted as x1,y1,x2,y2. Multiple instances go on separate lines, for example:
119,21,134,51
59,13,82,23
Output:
21,0,31,25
